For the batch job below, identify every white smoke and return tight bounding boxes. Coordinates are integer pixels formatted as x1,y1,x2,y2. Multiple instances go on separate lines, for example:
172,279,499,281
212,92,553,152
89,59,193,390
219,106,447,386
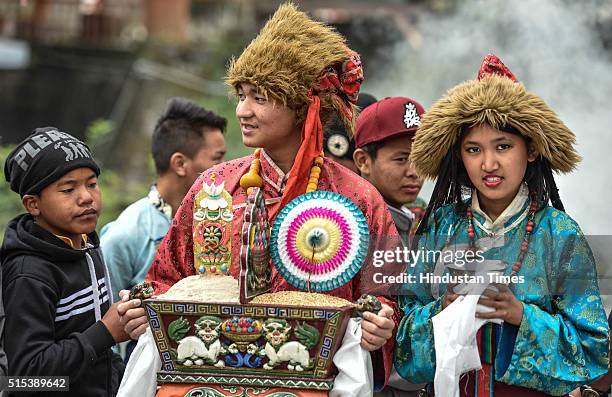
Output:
368,0,612,235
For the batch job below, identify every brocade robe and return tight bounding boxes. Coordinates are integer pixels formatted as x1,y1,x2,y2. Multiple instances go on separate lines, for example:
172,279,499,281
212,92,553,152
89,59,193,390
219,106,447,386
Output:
147,150,403,389
394,186,609,396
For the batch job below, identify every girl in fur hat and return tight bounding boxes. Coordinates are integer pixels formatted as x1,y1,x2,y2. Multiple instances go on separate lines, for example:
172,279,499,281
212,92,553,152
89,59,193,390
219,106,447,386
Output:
394,55,609,396
118,4,402,396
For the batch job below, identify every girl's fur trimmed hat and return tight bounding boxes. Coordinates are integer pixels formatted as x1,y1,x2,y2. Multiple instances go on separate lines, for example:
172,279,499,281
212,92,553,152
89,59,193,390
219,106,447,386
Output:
410,54,581,179
225,3,359,133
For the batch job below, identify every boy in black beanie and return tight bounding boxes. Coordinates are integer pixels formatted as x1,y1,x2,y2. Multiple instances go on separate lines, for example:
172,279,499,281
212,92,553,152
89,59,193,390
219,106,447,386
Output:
1,127,128,396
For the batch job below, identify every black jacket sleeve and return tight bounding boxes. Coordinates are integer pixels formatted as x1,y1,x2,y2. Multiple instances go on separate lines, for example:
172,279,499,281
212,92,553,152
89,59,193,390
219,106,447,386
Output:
3,270,116,385
0,270,7,378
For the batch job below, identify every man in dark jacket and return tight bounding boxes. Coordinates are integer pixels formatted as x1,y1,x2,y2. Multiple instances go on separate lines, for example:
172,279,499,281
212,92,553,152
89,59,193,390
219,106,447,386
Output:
0,271,7,396
1,127,128,396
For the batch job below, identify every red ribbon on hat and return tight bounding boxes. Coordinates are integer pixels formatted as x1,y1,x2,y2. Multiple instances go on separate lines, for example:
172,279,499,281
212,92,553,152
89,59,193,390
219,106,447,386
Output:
272,50,363,220
477,54,517,82
313,50,363,124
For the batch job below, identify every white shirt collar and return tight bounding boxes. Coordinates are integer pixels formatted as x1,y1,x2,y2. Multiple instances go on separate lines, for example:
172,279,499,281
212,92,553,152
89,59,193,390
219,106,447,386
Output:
471,183,529,233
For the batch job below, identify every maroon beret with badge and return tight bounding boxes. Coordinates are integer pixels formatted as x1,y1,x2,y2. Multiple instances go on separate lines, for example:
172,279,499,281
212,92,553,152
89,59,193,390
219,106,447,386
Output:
354,96,425,148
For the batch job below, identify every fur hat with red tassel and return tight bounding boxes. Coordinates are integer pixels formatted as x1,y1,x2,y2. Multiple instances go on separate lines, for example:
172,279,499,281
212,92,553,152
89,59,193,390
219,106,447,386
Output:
410,54,581,179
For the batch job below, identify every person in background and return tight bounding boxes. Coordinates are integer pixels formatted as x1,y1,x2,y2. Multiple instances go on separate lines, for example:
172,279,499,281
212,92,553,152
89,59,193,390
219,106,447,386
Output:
323,92,377,173
353,96,428,396
100,98,226,362
100,97,227,303
404,196,428,236
353,97,426,248
2,127,128,396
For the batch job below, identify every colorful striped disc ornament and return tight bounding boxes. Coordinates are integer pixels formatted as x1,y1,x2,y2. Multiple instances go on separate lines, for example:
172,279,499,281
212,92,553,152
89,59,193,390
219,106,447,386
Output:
270,191,370,292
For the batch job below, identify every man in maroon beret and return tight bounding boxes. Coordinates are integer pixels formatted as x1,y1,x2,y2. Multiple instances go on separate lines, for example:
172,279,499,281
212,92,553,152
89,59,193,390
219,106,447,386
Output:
353,97,426,250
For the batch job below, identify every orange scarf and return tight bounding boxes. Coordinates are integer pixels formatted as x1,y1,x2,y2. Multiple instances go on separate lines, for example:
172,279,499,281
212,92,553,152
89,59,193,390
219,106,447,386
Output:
270,95,323,221
270,50,363,220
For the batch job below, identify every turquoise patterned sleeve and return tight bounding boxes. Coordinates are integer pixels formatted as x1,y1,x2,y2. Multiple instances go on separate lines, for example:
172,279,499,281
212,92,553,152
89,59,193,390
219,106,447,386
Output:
395,292,442,383
496,220,610,395
394,207,452,383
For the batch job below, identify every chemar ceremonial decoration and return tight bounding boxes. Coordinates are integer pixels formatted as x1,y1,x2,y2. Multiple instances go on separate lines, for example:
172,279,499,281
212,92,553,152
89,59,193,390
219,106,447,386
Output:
139,183,377,396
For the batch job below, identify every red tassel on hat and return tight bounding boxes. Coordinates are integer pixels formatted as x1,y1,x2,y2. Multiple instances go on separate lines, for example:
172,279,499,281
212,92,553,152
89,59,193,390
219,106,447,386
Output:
477,53,518,82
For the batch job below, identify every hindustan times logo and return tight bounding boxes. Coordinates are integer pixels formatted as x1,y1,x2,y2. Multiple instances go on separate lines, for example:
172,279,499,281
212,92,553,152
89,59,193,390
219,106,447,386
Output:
372,271,525,285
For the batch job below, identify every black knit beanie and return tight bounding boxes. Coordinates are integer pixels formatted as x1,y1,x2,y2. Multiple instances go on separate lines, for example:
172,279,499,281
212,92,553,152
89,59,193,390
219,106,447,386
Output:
4,127,101,196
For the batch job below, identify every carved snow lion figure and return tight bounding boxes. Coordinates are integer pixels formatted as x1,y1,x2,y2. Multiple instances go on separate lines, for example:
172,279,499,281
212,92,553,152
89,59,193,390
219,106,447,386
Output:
128,282,154,301
260,318,319,371
175,315,226,367
353,294,382,318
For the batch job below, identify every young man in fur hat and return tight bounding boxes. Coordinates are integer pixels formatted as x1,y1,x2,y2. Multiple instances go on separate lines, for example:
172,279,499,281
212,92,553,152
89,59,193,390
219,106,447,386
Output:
117,4,402,396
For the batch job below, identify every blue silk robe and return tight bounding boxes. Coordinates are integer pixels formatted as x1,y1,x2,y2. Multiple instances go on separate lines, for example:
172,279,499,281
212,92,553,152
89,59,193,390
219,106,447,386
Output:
394,188,609,396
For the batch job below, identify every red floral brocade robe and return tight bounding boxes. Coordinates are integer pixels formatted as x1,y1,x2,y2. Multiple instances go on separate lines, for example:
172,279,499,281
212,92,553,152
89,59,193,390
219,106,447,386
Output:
147,150,402,389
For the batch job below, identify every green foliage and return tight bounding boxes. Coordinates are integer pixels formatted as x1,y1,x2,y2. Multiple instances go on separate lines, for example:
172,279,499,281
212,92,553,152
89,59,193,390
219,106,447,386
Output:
87,117,150,232
97,170,148,232
0,145,26,241
86,118,115,149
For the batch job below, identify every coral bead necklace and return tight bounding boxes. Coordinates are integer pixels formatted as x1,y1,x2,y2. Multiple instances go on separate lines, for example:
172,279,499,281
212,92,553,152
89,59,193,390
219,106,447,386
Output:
466,193,538,277
239,148,324,195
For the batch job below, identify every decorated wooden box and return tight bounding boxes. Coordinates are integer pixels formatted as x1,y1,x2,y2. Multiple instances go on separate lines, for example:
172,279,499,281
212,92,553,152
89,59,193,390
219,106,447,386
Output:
140,186,373,392
144,299,353,391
